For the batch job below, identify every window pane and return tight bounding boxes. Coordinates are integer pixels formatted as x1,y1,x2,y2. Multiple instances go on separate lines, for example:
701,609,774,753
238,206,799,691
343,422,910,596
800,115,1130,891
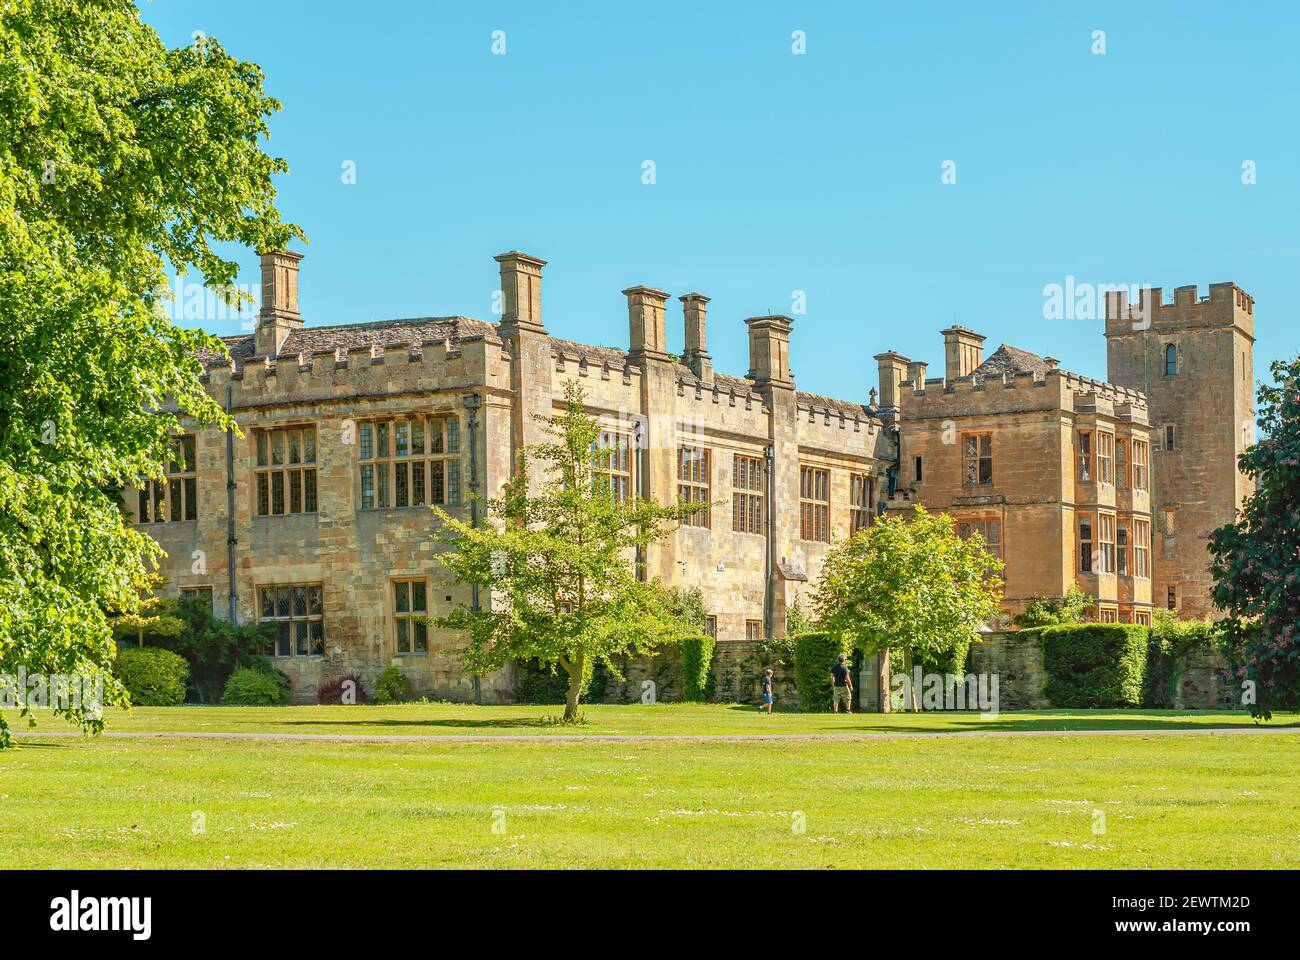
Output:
430,460,445,503
289,470,302,513
304,429,316,463
396,421,409,457
271,431,284,465
169,478,182,521
431,419,445,454
257,432,268,466
295,619,308,656
361,465,374,509
377,462,389,507
446,418,459,454
305,469,317,512
277,622,291,657
411,419,424,455
395,581,409,614
412,580,427,612
412,461,425,504
294,586,307,618
260,588,275,619
276,587,291,618
184,477,197,520
395,461,409,507
309,621,324,655
414,621,428,653
289,429,301,464
377,422,389,458
396,619,409,652
360,423,373,460
272,472,285,514
448,460,461,505
308,585,322,616
257,473,269,516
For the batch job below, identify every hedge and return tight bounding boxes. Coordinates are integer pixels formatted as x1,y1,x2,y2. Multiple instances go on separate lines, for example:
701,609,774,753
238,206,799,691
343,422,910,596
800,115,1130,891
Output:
1143,618,1218,708
1039,624,1148,707
792,631,850,712
220,665,290,706
680,635,716,702
113,646,189,706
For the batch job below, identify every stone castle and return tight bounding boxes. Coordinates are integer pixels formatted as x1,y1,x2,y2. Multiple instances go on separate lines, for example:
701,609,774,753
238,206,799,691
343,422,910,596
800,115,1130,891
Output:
137,250,1255,702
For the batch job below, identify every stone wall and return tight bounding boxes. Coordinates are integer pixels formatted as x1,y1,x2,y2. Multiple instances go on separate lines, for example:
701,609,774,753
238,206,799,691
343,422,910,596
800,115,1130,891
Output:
967,629,1231,711
967,631,1050,710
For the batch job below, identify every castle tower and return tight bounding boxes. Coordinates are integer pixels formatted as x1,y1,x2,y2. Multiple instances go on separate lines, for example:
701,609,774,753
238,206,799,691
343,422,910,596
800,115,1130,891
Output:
1105,283,1256,619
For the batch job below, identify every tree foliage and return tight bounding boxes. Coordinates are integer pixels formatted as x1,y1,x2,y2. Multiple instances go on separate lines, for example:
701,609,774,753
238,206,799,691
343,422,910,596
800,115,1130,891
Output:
1208,356,1300,719
0,0,300,744
812,506,1003,703
106,573,183,648
431,382,703,721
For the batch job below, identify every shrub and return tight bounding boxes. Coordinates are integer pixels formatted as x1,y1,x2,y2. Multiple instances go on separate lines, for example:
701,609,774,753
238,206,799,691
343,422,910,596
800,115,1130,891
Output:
220,666,290,706
154,596,277,703
1039,624,1148,707
317,673,367,705
1143,615,1218,708
113,647,189,706
679,635,716,702
1014,584,1088,628
372,665,409,704
792,631,850,712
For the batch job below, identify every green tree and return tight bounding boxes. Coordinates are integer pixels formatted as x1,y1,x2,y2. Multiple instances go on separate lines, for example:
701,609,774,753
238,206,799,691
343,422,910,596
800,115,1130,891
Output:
0,1,300,745
812,506,1004,710
430,382,703,721
1208,356,1300,719
106,573,183,648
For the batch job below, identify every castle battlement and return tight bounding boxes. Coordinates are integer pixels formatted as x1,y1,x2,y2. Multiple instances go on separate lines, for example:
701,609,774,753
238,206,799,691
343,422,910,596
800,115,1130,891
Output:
1105,281,1255,340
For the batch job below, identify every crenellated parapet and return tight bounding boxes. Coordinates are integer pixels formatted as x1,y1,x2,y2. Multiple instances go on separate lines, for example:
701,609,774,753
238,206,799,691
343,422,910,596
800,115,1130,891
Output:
1104,281,1255,340
201,328,505,412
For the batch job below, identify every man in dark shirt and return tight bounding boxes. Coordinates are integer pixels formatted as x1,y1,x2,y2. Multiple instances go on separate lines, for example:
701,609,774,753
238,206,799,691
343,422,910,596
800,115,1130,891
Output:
830,653,853,714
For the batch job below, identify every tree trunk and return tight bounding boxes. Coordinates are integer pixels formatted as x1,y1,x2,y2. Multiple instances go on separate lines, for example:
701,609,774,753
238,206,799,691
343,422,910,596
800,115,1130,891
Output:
563,652,585,723
879,648,890,714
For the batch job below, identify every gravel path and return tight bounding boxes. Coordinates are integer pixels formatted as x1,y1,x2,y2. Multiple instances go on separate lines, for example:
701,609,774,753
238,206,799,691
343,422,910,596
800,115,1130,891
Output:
9,725,1298,745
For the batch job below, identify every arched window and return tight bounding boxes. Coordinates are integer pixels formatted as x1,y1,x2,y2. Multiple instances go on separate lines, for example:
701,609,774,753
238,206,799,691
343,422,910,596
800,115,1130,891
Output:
1164,343,1178,376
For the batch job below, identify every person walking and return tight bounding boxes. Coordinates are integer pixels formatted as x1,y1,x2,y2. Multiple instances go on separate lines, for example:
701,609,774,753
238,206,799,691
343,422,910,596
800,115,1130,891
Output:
758,668,774,715
830,653,853,714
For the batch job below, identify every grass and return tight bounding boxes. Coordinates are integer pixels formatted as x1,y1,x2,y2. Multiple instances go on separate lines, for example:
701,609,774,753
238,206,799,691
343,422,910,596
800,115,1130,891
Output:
10,701,1299,738
3,704,1299,868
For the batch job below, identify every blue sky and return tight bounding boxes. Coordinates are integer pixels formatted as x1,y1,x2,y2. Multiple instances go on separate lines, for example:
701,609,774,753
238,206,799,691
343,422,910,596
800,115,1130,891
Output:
140,1,1300,401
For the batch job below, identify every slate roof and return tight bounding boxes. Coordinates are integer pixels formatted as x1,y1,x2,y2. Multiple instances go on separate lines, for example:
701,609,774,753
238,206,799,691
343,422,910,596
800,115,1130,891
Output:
196,316,498,369
969,343,1052,383
199,316,876,417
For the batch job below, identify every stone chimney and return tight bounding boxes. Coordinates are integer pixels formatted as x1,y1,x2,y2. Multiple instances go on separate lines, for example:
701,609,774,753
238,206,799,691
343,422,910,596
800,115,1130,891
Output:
255,250,304,357
494,250,547,337
624,286,672,362
874,351,910,417
679,293,712,380
941,325,986,382
906,360,929,389
746,315,794,388
1044,356,1061,371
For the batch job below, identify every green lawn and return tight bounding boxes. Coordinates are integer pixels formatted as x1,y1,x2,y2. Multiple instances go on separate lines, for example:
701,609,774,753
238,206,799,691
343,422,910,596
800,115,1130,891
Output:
3,704,1299,868
12,701,1299,738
